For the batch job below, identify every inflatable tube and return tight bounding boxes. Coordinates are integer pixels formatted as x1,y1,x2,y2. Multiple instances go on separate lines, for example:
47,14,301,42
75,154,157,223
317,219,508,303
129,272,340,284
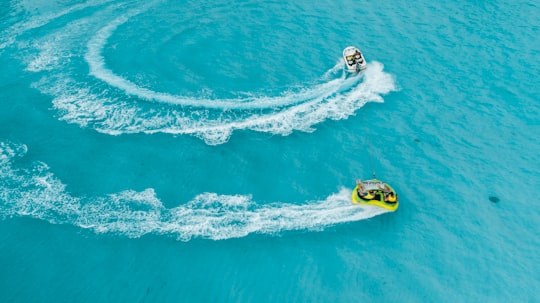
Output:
352,179,399,211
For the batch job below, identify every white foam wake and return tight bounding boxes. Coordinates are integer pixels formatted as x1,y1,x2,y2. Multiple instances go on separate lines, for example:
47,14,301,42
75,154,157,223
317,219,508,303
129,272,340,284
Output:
84,8,347,109
37,61,395,145
15,0,396,145
0,141,389,241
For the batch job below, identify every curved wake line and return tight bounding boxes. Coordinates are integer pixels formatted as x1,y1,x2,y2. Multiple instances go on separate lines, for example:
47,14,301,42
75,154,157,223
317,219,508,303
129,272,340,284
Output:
84,7,346,109
19,0,397,145
42,60,394,145
0,141,388,241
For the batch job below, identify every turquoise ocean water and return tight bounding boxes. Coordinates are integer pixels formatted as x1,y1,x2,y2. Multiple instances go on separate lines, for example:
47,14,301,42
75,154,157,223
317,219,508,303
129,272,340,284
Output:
1,0,539,301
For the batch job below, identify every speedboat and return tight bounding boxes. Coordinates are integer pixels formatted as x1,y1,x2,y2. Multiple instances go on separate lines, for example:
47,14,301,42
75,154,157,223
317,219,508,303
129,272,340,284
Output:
343,46,367,73
352,179,398,211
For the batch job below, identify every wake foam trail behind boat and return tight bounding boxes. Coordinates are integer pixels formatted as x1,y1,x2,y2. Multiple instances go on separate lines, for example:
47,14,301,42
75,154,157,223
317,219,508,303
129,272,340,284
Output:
0,141,389,241
13,0,396,145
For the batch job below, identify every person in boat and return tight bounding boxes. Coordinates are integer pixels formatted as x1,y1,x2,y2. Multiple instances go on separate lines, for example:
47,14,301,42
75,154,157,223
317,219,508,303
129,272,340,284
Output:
378,183,397,203
356,179,366,197
354,50,364,63
356,179,375,200
385,192,397,203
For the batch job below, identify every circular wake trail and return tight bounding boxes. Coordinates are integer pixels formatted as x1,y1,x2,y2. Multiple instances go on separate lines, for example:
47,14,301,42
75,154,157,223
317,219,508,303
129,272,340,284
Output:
5,0,396,145
85,9,346,110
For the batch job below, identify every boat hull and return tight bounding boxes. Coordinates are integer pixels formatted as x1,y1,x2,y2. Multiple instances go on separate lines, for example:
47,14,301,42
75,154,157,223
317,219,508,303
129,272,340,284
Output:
343,46,367,73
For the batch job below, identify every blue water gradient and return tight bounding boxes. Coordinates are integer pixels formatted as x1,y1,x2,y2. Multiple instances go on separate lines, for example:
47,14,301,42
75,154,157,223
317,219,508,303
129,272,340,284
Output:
1,0,539,302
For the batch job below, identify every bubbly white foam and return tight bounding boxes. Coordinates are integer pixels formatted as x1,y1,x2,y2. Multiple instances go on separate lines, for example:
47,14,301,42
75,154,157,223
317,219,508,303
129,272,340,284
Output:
17,0,396,145
38,61,395,145
0,141,389,241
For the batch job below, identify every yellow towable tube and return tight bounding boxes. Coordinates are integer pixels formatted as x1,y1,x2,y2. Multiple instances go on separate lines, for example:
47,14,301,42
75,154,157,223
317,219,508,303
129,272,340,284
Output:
352,179,399,211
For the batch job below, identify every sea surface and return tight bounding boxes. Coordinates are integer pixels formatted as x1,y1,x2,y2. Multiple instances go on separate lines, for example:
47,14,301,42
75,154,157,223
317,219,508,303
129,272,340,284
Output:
1,0,539,302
